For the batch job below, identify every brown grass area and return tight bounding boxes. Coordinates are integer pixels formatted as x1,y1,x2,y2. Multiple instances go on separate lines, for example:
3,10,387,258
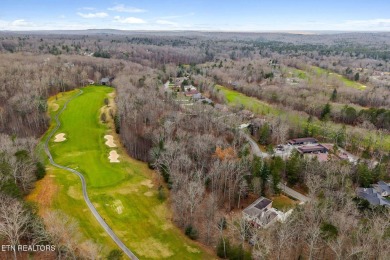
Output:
26,174,58,215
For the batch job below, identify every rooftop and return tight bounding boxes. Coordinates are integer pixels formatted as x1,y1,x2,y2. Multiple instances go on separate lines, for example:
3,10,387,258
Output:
288,137,318,144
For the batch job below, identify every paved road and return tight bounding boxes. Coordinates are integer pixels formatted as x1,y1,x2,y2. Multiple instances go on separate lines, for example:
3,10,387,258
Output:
278,183,310,203
243,132,310,203
44,89,138,260
242,132,269,158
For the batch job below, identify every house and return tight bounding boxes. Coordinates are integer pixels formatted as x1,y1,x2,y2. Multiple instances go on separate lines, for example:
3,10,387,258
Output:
243,197,279,228
197,98,213,105
357,183,390,207
87,79,95,85
100,77,114,86
192,93,203,101
184,89,199,97
297,144,328,155
373,181,390,197
288,137,318,146
313,153,329,162
184,85,197,92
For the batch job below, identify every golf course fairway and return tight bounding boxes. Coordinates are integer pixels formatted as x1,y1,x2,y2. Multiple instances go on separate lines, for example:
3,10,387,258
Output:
28,86,213,259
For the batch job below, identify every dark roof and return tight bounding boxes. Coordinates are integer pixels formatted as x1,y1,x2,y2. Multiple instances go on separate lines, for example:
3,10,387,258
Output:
254,198,272,210
357,187,390,207
297,144,328,154
288,137,318,144
377,181,390,193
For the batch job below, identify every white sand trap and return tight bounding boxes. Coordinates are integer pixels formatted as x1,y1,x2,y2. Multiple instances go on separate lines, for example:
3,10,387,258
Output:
51,103,59,112
113,200,124,214
108,150,120,163
144,191,154,197
104,135,117,147
54,133,66,142
141,180,154,188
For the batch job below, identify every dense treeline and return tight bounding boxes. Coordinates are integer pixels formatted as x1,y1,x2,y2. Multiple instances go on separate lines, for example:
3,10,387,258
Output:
0,32,389,259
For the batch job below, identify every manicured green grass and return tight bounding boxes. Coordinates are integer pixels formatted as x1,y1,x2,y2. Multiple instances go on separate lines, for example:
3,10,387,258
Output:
216,85,281,115
34,86,214,259
215,85,390,152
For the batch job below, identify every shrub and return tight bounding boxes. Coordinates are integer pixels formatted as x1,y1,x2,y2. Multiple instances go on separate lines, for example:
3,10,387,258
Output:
185,225,198,240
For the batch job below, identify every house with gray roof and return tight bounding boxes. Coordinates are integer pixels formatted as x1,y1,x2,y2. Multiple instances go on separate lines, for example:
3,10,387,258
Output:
100,77,114,86
357,181,390,207
243,197,279,228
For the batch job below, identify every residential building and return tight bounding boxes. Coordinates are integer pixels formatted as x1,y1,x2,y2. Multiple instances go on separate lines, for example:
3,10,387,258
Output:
288,137,318,146
357,181,390,207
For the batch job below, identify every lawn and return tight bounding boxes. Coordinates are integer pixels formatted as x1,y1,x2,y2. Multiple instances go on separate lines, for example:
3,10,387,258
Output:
216,85,281,115
271,195,298,211
29,86,214,259
215,85,390,152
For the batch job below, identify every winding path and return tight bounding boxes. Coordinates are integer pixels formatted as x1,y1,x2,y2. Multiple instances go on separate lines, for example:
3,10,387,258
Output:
243,131,310,203
44,89,138,260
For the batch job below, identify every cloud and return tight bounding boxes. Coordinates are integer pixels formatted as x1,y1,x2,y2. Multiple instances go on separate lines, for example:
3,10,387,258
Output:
114,16,146,24
77,12,108,18
10,19,35,27
343,18,390,28
156,20,178,26
108,4,146,13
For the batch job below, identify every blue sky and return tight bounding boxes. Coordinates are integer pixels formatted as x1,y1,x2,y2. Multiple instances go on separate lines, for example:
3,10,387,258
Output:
1,0,390,31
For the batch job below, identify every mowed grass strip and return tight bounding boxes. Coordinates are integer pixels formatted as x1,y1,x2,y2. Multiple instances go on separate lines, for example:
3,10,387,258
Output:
311,66,367,90
31,86,214,259
215,85,390,151
216,84,281,115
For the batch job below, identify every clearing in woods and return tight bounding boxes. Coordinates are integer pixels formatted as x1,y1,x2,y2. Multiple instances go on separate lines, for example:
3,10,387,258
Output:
29,86,214,259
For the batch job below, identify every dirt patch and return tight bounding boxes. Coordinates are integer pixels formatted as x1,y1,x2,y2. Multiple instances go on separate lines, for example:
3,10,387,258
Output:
54,133,66,142
130,237,173,259
144,191,154,197
112,199,124,214
186,245,200,254
108,150,120,163
26,175,58,215
104,135,117,147
141,179,154,188
161,223,174,231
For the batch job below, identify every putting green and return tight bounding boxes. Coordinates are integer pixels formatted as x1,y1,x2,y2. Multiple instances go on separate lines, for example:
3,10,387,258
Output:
30,86,214,259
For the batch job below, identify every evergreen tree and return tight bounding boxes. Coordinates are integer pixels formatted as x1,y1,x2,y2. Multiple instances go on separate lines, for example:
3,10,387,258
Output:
330,88,337,101
286,151,301,185
259,124,271,145
320,103,331,121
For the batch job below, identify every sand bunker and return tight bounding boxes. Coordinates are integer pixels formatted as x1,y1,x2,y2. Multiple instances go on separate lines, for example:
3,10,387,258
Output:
104,135,117,147
51,103,59,112
108,150,120,163
144,191,154,197
54,133,66,142
141,180,154,188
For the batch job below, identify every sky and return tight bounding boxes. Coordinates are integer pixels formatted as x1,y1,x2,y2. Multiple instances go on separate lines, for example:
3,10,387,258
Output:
1,0,390,31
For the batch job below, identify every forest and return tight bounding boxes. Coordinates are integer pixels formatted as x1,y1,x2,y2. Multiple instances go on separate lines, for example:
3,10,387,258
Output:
0,31,389,259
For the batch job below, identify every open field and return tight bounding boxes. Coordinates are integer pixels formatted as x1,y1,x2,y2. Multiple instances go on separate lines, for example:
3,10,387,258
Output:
215,85,390,151
216,85,281,116
29,86,214,259
311,66,367,90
